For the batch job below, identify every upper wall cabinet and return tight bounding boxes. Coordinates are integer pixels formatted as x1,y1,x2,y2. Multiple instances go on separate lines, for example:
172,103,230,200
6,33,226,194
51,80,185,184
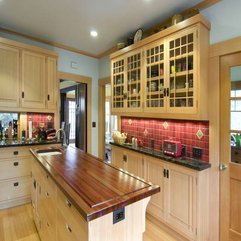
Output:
111,14,210,120
0,37,58,113
21,50,46,109
0,44,20,108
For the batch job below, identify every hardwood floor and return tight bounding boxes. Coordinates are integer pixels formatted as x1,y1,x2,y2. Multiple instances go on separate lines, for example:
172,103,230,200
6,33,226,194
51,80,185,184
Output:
0,204,39,241
0,204,184,241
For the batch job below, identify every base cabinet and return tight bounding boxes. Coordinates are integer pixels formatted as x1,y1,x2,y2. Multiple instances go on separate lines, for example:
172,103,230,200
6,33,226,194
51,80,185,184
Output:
0,146,32,209
111,145,143,178
111,145,209,241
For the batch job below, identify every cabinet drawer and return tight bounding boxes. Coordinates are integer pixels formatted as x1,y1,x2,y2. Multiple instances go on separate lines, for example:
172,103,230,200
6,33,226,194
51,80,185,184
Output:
57,210,87,241
57,189,88,241
0,176,31,201
0,147,31,159
0,157,30,180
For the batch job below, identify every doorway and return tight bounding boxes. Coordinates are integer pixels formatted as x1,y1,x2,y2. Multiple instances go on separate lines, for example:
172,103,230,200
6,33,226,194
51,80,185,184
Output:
220,52,241,241
60,80,87,151
98,78,119,161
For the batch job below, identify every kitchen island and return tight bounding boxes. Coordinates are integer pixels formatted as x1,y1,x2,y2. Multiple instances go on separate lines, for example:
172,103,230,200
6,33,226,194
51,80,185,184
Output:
30,146,160,241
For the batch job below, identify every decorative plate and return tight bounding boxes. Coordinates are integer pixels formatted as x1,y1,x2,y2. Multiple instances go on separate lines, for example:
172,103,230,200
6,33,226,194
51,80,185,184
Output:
133,28,143,43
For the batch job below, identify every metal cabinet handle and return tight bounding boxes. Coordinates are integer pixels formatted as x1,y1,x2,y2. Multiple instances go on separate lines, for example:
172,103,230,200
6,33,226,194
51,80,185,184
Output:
13,162,19,166
66,200,72,208
66,224,72,233
13,182,19,187
13,151,18,155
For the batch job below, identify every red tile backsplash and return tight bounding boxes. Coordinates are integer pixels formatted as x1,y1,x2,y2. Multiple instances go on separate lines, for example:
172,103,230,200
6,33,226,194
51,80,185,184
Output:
121,117,209,162
27,113,54,137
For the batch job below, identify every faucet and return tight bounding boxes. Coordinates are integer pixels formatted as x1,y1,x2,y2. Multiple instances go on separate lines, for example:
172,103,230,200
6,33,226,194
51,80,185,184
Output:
56,128,68,147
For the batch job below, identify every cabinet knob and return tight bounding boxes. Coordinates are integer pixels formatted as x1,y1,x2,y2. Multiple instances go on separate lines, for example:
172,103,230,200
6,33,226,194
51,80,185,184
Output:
46,192,49,197
13,151,19,155
13,182,19,187
66,224,72,233
13,161,19,166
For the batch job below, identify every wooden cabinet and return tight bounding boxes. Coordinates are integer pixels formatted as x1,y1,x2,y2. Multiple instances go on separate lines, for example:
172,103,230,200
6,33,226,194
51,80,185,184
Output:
111,145,209,240
144,156,209,241
0,37,58,112
0,44,20,107
31,158,57,241
21,50,46,109
0,146,32,209
111,14,210,120
57,189,88,241
46,56,58,110
111,145,143,178
112,49,143,113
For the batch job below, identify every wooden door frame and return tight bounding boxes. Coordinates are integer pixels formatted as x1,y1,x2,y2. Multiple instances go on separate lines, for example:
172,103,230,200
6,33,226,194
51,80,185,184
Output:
209,37,241,241
58,71,92,154
98,77,110,159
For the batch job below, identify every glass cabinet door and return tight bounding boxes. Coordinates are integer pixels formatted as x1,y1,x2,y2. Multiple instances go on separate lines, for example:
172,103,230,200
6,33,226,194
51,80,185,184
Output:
145,42,165,110
168,30,195,108
112,59,125,109
126,52,142,109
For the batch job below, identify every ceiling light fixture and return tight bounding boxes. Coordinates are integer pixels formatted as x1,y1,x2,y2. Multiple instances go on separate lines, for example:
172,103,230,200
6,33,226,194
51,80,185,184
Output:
90,30,98,37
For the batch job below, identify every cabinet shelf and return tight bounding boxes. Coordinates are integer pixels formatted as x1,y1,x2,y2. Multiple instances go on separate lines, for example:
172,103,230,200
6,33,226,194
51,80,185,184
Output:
170,87,193,94
169,52,194,62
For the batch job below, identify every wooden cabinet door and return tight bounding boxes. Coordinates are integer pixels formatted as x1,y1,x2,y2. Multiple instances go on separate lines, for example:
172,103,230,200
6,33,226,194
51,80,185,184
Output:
165,163,197,239
0,44,20,107
125,149,143,178
111,56,126,112
144,39,166,113
166,27,198,114
46,56,57,110
21,50,46,109
144,156,165,221
111,146,125,169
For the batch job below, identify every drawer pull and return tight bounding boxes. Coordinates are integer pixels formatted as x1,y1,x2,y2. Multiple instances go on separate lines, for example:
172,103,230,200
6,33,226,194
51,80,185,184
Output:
66,200,72,208
13,162,19,166
13,151,19,155
46,192,49,197
66,224,72,233
13,182,19,187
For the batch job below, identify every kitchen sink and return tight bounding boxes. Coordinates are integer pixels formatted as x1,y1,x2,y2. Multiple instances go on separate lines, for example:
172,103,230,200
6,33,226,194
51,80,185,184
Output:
36,149,62,156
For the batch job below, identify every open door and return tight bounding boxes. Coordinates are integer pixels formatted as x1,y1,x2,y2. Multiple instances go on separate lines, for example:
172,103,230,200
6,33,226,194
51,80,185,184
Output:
220,52,241,241
75,83,87,151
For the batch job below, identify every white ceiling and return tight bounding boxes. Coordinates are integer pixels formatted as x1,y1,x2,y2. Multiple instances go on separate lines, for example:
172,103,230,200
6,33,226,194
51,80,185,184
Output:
0,0,203,56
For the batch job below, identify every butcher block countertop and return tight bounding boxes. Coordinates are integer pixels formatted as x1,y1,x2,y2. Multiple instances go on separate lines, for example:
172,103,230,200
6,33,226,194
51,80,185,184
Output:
30,146,160,222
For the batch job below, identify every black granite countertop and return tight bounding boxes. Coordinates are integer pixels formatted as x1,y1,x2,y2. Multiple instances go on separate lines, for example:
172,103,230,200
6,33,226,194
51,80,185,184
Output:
110,142,211,171
0,138,61,147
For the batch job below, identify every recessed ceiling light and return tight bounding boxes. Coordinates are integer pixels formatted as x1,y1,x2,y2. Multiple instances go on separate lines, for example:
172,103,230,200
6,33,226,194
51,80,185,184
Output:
90,30,98,37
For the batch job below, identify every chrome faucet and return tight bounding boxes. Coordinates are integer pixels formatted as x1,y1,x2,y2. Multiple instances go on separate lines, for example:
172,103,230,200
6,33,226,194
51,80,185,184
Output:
56,128,68,147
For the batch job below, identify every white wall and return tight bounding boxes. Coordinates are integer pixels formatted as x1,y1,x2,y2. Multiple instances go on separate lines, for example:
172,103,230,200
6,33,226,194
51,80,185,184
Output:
201,0,241,44
0,32,99,157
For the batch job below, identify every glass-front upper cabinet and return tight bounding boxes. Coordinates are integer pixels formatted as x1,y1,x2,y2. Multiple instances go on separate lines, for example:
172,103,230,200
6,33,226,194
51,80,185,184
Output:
167,28,197,111
111,50,143,112
112,58,125,110
144,41,165,111
126,51,142,110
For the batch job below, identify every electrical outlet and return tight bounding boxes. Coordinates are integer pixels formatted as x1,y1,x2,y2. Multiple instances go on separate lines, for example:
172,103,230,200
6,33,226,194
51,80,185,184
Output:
192,147,202,159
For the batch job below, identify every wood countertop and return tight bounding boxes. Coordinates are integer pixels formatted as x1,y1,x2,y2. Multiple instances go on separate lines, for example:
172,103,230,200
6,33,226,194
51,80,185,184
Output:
30,146,160,222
